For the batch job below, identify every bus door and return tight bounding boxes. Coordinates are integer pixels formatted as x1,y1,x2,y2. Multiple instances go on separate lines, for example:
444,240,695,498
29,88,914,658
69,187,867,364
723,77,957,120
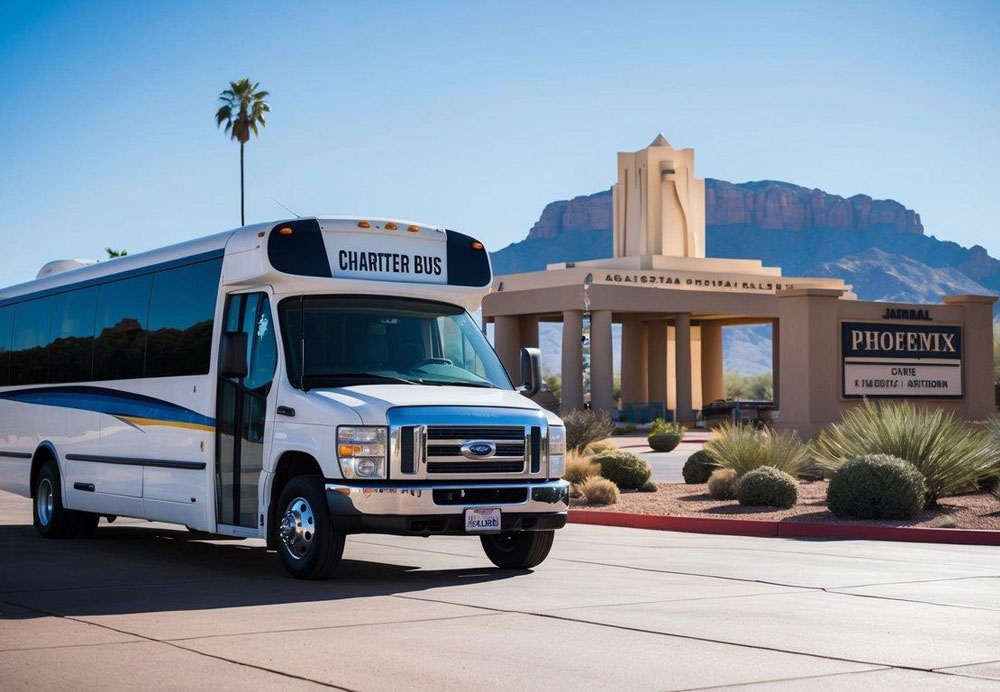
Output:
215,292,277,529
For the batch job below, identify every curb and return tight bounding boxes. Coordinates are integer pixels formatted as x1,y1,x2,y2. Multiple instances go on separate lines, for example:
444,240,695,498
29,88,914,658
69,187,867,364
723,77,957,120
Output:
568,510,1000,546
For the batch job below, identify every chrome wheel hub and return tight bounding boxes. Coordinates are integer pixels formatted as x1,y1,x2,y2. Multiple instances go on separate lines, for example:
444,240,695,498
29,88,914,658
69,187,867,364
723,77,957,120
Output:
279,496,315,560
37,478,53,527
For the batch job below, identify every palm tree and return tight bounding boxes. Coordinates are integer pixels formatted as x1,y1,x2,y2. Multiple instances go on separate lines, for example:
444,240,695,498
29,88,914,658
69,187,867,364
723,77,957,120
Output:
215,78,270,226
105,247,128,258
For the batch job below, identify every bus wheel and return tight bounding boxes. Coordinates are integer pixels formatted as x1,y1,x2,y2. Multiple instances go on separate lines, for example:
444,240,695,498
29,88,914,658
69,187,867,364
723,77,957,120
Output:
480,530,555,569
34,461,97,539
275,475,344,579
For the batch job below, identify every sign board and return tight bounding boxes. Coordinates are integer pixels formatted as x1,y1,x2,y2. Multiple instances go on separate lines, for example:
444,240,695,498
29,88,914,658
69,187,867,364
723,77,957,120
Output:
841,322,962,399
327,233,448,285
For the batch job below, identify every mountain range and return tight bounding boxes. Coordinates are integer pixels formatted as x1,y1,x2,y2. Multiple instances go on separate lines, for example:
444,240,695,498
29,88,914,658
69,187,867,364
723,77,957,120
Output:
490,180,999,375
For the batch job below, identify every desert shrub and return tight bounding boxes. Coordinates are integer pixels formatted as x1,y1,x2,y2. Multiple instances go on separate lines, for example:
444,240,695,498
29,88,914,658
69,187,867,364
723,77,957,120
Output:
682,450,717,484
584,439,618,456
826,454,926,520
647,432,682,452
737,466,798,508
648,420,684,452
562,409,616,452
651,419,684,436
563,450,600,485
612,423,637,436
639,479,658,492
707,468,741,500
812,400,1000,507
580,476,620,505
705,423,807,477
594,449,651,490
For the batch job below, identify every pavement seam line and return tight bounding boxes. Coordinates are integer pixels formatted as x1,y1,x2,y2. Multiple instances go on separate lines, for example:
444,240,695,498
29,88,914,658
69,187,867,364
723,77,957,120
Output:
163,611,500,642
391,593,974,674
0,599,355,691
669,665,897,691
0,638,149,654
822,587,1000,613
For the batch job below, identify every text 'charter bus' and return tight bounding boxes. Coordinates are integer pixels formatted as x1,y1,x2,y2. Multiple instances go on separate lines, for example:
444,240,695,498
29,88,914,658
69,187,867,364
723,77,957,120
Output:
0,218,568,578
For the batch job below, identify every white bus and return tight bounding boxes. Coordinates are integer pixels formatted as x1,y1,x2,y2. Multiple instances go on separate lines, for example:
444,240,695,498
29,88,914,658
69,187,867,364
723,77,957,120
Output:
0,218,568,579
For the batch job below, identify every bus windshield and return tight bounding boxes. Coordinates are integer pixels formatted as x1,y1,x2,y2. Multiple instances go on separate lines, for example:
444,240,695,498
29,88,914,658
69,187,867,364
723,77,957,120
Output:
278,296,512,390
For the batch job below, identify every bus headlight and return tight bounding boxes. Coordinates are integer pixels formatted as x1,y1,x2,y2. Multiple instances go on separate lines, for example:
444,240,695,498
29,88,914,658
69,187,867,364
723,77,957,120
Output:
337,426,387,479
548,425,566,478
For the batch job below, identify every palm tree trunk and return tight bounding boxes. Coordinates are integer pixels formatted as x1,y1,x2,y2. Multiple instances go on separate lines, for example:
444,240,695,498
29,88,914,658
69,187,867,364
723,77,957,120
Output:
239,141,245,226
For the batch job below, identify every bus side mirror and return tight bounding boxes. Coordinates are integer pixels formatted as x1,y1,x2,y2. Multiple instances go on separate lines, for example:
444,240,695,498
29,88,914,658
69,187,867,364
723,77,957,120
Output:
219,331,249,379
518,347,541,398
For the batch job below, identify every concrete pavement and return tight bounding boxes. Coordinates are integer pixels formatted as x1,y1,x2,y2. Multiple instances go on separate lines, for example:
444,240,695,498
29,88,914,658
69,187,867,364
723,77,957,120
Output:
1,489,999,690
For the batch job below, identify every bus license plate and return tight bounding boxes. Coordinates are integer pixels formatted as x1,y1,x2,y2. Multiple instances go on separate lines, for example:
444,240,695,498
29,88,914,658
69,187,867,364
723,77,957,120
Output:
465,507,501,533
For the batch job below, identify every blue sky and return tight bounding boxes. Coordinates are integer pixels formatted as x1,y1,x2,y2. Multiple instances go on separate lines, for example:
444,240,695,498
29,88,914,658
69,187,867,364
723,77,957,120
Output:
1,0,998,285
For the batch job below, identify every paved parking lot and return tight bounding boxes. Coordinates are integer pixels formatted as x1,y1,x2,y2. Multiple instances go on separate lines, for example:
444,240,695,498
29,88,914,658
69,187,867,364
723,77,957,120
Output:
1,489,999,690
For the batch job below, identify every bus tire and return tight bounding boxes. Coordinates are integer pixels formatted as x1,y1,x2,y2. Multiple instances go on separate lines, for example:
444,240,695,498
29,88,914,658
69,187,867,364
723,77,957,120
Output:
275,475,344,579
33,461,84,539
480,529,555,569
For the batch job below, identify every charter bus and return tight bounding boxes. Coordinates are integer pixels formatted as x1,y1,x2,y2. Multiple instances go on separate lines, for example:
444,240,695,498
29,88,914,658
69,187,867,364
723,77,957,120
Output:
0,218,568,579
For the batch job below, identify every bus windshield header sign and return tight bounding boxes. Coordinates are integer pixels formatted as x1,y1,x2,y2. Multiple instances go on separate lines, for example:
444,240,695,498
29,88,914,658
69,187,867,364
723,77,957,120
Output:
329,233,448,285
841,322,962,399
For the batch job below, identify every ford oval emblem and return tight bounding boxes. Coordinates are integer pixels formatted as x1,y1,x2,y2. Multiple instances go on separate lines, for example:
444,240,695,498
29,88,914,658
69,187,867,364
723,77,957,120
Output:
461,441,497,459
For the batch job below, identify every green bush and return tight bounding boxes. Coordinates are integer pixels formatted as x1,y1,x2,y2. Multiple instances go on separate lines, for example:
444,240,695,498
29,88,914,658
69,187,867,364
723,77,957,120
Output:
812,400,1000,507
612,423,637,436
648,432,682,452
682,450,717,484
705,423,807,477
594,449,651,490
707,468,740,500
651,419,684,435
639,479,658,493
562,409,616,453
826,454,926,520
737,466,798,508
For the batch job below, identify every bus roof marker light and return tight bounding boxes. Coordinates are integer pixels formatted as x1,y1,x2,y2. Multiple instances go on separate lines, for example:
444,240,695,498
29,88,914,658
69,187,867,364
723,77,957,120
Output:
357,221,371,229
385,222,398,230
471,241,484,251
278,227,294,236
407,225,420,233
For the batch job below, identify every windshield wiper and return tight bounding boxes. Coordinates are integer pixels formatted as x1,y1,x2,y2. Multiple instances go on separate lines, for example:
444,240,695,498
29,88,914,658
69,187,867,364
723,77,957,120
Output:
301,372,419,390
415,379,495,388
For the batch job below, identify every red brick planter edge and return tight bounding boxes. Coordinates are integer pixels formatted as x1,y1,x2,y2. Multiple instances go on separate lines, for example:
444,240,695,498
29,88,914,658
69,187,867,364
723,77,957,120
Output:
568,510,1000,546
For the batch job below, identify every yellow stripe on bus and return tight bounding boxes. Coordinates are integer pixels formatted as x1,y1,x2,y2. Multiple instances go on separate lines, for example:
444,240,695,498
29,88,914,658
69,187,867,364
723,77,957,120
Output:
119,417,216,432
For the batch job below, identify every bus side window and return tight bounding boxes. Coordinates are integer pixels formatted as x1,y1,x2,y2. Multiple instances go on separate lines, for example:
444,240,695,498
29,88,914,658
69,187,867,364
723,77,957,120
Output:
244,295,277,395
10,297,54,385
146,259,222,378
93,276,152,381
0,305,13,386
48,287,98,384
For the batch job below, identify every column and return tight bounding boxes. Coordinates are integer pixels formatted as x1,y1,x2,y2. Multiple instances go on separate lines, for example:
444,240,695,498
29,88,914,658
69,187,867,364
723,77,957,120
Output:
771,319,780,408
620,318,648,406
561,310,584,411
646,321,668,408
943,295,998,419
700,321,724,403
777,288,844,439
519,315,539,349
674,313,693,423
493,315,521,384
589,310,615,416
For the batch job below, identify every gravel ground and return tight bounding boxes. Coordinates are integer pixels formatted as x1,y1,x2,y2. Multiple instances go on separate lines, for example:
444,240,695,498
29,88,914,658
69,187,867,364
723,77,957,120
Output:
572,480,1000,530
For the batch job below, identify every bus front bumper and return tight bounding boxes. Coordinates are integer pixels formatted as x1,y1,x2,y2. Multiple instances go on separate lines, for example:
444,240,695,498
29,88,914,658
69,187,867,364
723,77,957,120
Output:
324,479,570,536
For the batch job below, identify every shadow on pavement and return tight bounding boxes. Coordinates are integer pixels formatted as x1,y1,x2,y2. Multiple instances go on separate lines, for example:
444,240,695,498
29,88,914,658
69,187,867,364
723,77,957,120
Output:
0,522,521,618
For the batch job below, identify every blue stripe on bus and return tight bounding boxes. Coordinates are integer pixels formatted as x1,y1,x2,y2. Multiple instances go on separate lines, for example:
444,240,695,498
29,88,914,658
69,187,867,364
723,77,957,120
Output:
0,386,215,429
